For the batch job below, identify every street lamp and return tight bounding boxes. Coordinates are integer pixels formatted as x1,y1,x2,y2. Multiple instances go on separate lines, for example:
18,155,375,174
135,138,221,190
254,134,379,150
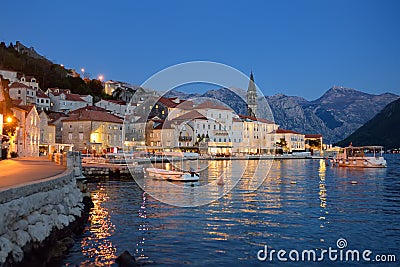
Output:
6,116,12,124
98,75,104,82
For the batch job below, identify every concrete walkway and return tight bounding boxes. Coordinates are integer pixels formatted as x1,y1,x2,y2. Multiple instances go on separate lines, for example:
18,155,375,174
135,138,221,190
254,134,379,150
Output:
0,157,66,190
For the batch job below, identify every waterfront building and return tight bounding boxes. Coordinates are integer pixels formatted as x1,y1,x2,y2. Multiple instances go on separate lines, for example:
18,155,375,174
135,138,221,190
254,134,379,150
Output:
62,107,123,153
10,104,40,157
195,101,234,156
305,134,323,153
271,129,305,153
150,97,194,120
236,115,279,155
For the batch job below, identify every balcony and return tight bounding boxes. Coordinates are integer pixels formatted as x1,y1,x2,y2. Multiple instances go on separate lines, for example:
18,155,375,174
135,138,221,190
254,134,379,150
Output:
179,136,192,142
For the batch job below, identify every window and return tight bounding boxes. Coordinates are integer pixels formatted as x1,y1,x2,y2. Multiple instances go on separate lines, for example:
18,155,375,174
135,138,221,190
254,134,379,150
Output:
68,133,72,140
18,90,21,94
79,133,83,140
214,125,216,130
69,124,72,129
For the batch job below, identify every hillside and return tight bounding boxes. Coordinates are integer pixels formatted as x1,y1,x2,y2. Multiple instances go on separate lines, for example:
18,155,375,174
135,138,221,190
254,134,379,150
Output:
0,42,104,97
336,98,400,149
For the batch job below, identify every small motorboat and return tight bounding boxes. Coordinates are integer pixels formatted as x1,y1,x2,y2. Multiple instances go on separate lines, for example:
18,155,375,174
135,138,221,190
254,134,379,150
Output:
146,167,200,182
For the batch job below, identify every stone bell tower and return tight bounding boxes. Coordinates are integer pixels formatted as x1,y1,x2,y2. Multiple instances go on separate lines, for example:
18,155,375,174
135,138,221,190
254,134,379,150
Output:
247,71,257,117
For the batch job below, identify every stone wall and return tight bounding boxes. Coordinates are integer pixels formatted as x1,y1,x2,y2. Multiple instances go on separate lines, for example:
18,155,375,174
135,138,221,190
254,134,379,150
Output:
0,166,83,265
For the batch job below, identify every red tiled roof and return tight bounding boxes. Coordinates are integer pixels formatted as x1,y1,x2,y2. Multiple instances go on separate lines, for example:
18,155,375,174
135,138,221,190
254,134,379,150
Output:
69,106,107,113
172,110,207,121
305,134,323,138
175,100,194,110
9,82,30,89
196,100,232,111
63,108,123,124
238,114,274,124
36,90,50,99
65,94,86,102
105,99,127,105
12,99,23,106
47,88,71,95
275,129,302,134
157,97,178,108
17,105,35,113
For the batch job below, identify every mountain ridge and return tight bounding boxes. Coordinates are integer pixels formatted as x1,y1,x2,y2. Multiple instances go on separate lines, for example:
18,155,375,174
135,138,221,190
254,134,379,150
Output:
336,97,400,149
165,86,398,143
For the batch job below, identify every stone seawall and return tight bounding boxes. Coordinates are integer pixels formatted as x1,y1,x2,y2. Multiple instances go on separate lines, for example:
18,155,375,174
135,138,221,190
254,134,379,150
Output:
0,168,83,265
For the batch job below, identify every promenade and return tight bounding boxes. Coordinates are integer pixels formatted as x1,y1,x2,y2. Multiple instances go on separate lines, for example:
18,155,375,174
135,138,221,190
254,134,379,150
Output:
0,157,66,190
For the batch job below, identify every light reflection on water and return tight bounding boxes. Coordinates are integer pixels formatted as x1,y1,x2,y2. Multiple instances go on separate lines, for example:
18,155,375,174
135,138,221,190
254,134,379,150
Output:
64,156,400,266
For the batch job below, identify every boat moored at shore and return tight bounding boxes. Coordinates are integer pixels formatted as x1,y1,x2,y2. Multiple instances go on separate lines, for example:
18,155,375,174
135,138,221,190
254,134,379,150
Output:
332,146,387,168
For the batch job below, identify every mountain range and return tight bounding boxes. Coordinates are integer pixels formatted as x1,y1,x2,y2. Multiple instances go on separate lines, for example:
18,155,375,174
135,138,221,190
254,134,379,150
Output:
336,97,400,149
165,86,398,144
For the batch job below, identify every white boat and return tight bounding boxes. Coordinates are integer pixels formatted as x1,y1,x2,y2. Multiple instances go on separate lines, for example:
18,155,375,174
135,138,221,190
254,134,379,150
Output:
146,167,200,182
332,146,387,168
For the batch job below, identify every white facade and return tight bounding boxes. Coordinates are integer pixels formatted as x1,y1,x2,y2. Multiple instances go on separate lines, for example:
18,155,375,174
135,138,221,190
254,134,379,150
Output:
270,130,306,152
95,99,136,117
48,92,90,113
8,82,37,105
19,76,39,90
11,105,40,157
35,90,51,111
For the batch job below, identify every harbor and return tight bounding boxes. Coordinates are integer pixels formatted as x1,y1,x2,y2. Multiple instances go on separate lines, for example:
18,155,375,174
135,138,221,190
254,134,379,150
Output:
64,155,400,266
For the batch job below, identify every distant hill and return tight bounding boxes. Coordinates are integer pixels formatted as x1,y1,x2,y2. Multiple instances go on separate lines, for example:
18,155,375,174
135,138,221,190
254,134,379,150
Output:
336,98,400,149
0,42,105,98
166,86,398,143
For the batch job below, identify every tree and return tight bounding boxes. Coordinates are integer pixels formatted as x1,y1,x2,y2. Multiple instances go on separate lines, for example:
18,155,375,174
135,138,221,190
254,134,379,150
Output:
276,138,288,154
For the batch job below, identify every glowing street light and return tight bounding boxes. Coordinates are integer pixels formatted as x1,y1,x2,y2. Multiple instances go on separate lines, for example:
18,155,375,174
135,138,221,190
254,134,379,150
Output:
6,117,12,123
98,75,104,82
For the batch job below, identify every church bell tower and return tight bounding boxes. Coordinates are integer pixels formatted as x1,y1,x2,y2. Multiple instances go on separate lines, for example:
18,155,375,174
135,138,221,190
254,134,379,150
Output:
247,71,257,117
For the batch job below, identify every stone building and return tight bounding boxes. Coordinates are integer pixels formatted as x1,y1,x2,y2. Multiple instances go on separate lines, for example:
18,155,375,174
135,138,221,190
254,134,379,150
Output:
10,105,40,157
62,107,123,153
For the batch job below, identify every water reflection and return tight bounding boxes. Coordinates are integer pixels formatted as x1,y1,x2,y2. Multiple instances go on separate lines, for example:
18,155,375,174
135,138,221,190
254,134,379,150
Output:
80,186,116,266
318,159,327,231
136,191,148,260
64,157,400,266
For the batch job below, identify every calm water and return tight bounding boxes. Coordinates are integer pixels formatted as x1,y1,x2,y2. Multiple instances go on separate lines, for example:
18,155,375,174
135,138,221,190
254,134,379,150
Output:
64,156,400,266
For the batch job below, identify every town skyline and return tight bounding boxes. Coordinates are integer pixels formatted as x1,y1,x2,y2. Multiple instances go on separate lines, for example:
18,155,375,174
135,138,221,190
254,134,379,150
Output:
1,0,399,100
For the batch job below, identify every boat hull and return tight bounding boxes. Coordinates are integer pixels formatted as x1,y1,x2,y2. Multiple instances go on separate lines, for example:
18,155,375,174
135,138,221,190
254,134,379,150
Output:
332,157,387,168
146,168,199,182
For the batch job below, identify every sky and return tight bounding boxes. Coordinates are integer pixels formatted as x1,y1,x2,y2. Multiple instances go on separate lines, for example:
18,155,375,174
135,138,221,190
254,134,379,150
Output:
1,0,399,100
